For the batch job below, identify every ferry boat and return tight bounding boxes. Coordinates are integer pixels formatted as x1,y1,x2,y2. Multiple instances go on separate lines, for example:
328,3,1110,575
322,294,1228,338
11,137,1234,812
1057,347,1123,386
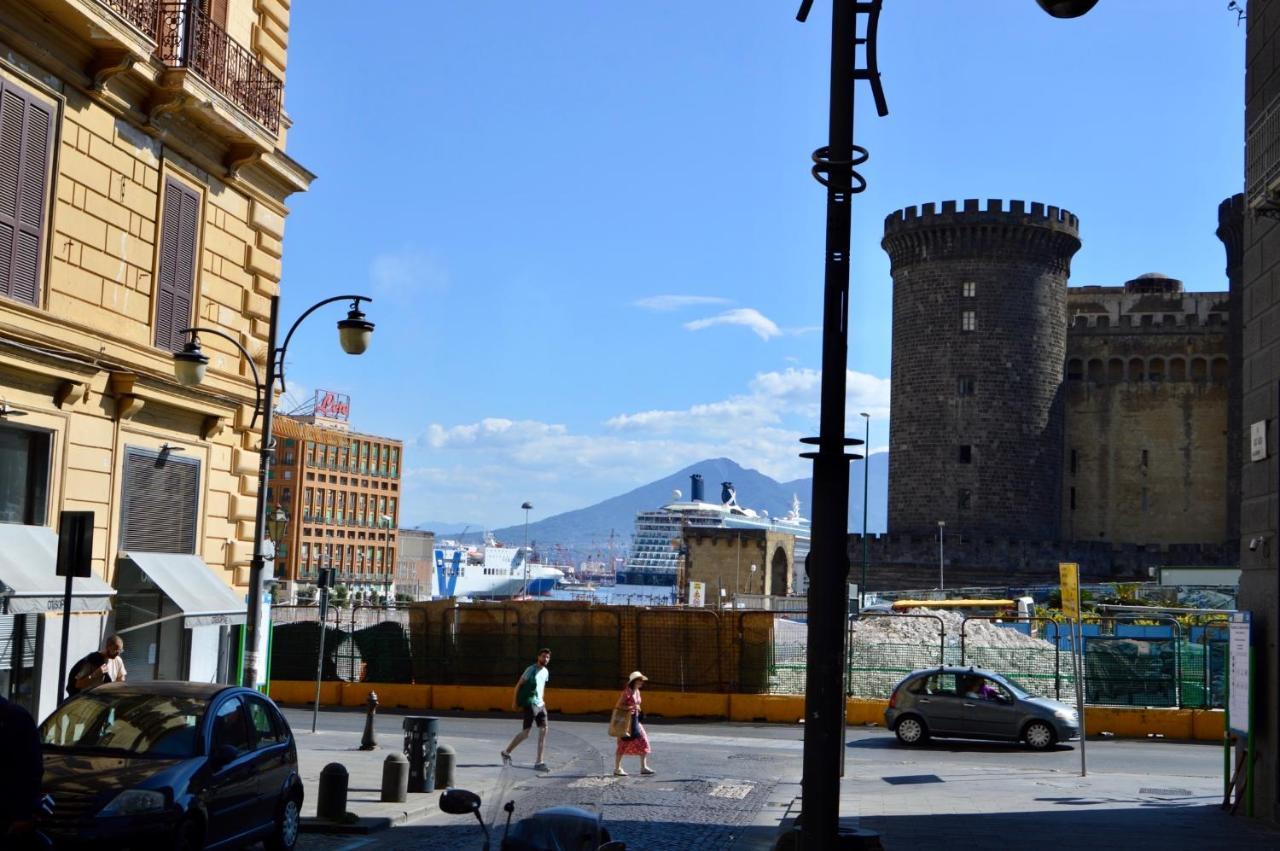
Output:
432,533,564,598
616,474,811,587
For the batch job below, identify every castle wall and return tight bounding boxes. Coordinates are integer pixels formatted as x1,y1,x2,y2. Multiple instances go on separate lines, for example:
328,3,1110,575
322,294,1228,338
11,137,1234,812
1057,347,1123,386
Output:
882,199,1080,541
1063,283,1230,544
685,528,795,601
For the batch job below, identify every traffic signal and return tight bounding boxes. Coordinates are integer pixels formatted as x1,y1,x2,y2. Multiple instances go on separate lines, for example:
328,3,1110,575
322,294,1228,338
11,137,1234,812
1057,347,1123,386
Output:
317,567,336,589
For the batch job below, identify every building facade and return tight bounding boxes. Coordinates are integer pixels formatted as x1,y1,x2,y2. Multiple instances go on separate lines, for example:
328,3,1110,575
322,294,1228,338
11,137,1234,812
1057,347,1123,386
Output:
395,528,435,602
862,199,1235,590
267,411,402,602
0,0,307,719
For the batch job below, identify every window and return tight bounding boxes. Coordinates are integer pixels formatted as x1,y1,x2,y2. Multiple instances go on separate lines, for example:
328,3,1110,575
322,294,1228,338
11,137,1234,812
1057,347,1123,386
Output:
957,376,976,397
246,697,284,749
212,697,252,756
961,310,976,332
1070,449,1078,475
154,177,201,352
0,425,50,524
958,489,972,510
962,281,976,298
1141,486,1149,513
120,447,200,552
1070,487,1076,510
0,78,54,305
1141,449,1148,468
958,445,972,464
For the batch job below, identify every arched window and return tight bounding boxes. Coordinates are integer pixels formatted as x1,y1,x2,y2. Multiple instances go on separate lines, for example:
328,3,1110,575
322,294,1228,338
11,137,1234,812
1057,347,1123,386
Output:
1066,358,1083,380
1211,357,1229,383
1128,357,1144,382
1168,357,1186,381
1148,357,1165,382
1108,358,1124,383
1190,357,1208,382
1087,359,1104,383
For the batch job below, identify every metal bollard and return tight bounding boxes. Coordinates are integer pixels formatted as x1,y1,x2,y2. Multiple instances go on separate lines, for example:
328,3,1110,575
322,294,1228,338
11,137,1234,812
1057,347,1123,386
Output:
316,762,349,820
381,752,409,803
434,743,456,790
360,690,379,751
402,715,440,793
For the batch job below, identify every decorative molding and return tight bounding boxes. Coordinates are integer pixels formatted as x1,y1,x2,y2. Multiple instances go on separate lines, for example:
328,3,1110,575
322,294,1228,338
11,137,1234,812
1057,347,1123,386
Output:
54,380,89,409
87,48,138,92
108,371,143,420
225,143,264,179
202,414,227,440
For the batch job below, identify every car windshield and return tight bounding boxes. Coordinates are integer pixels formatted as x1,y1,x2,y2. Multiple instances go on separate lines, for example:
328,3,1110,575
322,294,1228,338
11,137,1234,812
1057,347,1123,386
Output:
989,673,1031,699
40,692,207,758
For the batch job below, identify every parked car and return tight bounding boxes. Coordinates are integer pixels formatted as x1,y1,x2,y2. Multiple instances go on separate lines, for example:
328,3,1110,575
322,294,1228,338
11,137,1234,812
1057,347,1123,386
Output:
884,666,1080,750
38,681,303,850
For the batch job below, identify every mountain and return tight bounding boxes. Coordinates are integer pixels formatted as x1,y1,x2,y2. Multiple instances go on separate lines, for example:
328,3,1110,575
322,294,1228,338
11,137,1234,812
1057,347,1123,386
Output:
421,455,888,561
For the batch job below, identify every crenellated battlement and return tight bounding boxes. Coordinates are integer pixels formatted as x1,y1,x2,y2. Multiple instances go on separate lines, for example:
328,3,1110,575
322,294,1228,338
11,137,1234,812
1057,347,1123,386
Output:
883,198,1079,238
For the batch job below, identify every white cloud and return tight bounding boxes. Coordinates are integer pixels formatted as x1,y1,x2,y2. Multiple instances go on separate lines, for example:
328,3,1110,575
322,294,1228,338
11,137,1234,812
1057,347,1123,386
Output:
370,246,449,299
632,294,732,311
684,308,782,341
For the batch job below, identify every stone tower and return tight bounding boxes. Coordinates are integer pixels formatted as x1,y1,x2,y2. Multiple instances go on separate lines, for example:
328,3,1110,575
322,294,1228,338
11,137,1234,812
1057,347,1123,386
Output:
881,199,1082,540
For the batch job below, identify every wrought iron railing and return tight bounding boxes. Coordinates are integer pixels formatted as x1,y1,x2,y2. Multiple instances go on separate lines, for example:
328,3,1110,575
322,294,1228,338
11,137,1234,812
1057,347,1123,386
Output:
155,3,283,133
97,0,161,40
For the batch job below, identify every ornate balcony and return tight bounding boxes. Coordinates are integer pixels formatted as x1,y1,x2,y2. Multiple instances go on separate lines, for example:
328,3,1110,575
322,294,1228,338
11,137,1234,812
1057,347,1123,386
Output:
155,3,282,134
97,0,161,39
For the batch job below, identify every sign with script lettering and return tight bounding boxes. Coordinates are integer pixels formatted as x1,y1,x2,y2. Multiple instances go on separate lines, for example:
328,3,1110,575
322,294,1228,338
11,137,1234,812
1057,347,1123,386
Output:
314,390,351,421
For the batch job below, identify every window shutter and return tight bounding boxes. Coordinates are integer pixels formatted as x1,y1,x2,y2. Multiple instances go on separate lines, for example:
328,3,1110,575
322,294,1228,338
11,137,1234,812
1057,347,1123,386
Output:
120,448,201,553
0,80,53,305
207,0,229,28
154,177,200,352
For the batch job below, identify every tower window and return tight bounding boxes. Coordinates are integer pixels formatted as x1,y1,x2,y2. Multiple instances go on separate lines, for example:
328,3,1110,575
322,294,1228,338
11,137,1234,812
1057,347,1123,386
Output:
962,281,976,298
1070,449,1078,475
1141,449,1148,468
958,489,972,510
961,310,976,332
957,376,976,396
958,445,972,463
1070,487,1077,510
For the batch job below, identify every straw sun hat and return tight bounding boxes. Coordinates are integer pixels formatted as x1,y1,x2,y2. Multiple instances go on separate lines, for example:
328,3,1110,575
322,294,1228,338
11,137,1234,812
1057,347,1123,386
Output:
627,671,648,684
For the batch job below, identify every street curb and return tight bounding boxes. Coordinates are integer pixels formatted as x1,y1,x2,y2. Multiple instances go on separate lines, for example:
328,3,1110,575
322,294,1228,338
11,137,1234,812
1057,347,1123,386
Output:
299,794,438,834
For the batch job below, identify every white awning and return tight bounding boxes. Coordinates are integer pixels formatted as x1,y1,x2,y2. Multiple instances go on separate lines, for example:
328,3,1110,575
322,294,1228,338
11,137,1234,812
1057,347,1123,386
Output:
119,552,247,627
0,523,115,615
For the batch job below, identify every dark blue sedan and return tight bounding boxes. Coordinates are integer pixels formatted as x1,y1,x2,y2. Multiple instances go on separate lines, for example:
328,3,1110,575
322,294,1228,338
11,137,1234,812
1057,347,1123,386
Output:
39,682,303,850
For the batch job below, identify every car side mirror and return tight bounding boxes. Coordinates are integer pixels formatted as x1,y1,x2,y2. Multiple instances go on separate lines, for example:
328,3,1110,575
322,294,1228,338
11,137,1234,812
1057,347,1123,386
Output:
439,788,482,815
211,744,238,768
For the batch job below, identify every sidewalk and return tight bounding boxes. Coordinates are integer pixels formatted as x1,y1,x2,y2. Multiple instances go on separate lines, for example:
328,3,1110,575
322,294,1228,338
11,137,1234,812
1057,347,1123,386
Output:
732,765,1280,850
292,724,510,833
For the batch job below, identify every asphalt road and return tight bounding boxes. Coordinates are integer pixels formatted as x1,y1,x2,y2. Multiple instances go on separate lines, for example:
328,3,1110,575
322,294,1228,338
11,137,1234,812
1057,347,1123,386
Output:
286,707,1229,850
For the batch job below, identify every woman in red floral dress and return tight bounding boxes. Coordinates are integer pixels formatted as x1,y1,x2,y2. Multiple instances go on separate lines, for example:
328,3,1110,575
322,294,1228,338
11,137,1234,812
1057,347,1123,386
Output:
612,671,654,776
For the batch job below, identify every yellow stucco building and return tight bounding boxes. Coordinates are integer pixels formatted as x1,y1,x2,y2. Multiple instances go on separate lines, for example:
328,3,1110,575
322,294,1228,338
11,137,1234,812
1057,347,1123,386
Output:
0,0,309,719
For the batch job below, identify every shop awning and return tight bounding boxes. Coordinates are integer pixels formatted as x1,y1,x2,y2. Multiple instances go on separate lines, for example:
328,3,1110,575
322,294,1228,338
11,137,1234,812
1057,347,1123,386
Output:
0,523,115,615
119,552,247,627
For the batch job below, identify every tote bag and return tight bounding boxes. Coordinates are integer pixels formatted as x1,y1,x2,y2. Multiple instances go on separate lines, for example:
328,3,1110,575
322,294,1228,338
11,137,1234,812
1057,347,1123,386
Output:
608,707,631,738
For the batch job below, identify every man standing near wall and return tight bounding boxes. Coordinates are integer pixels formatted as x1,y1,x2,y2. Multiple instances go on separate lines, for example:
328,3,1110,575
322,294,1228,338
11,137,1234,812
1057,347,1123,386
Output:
66,635,127,698
501,648,551,772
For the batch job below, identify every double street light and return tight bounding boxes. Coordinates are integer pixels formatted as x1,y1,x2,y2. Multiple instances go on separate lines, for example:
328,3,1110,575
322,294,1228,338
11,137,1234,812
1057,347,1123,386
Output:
792,1,1097,847
174,294,374,690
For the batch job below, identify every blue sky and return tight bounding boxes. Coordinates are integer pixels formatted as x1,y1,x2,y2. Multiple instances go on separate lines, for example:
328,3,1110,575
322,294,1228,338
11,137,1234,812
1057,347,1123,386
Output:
276,1,1244,530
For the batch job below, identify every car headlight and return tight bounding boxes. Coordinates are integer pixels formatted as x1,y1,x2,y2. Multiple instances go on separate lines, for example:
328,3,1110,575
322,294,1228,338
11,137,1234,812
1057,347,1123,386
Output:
1054,709,1078,721
99,789,166,817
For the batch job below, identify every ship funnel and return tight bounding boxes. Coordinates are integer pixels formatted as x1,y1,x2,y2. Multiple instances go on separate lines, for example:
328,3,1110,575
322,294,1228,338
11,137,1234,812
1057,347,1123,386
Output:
690,474,704,502
721,481,737,507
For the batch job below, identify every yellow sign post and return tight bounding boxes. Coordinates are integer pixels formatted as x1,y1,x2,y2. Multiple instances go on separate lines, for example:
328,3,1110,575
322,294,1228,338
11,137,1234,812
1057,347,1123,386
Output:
1059,562,1080,619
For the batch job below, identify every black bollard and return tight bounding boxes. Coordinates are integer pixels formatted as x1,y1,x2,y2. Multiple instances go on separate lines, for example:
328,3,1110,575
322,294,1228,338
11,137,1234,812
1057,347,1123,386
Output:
360,690,379,751
434,743,456,790
381,752,409,803
316,762,349,820
403,715,440,793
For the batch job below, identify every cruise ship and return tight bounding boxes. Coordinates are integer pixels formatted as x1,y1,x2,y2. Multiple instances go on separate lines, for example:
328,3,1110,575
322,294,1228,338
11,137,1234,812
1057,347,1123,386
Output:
617,474,811,587
433,534,564,598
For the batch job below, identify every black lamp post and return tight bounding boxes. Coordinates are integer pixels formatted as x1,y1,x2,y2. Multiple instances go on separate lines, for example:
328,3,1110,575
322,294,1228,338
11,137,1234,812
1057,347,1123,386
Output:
520,501,533,596
267,505,289,580
790,1,1097,846
174,293,374,690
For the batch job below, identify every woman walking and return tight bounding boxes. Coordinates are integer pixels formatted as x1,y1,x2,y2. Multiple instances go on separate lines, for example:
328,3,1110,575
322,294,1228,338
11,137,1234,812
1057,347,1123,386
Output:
613,671,654,776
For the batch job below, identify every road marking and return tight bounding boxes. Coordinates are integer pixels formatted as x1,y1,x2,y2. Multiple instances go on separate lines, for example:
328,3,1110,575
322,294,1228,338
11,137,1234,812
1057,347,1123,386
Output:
651,732,803,751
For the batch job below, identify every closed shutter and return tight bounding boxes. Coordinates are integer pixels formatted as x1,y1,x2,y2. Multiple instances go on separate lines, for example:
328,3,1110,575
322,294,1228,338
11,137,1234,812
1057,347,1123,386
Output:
0,80,53,305
154,177,200,351
206,0,229,28
120,447,201,553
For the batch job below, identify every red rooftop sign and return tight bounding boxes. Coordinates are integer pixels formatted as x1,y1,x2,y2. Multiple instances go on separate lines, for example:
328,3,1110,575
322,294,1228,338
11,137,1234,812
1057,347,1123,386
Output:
314,390,351,421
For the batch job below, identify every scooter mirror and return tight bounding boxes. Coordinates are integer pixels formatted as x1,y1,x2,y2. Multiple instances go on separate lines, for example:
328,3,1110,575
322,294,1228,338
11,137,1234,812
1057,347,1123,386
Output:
439,788,482,815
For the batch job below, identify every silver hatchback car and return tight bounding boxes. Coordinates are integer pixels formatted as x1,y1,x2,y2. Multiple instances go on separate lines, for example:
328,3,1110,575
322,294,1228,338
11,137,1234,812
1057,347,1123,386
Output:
884,666,1080,750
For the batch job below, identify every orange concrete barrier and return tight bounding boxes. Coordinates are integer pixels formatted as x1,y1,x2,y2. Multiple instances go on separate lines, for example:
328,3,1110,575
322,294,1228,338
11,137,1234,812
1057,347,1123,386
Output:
846,698,889,726
729,694,804,723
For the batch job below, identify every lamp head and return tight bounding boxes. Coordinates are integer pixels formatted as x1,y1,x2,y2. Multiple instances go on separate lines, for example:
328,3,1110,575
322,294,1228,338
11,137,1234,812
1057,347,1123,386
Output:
338,299,375,355
267,505,289,545
1034,0,1099,18
173,337,209,386
522,501,533,511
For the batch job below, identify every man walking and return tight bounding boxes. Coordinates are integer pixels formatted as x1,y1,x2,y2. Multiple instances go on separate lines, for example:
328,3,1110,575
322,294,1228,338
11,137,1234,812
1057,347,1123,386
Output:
66,634,127,698
501,647,550,772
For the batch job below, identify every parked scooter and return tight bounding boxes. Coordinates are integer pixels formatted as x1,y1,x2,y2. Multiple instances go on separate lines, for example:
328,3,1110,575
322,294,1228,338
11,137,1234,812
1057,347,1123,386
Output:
439,787,625,851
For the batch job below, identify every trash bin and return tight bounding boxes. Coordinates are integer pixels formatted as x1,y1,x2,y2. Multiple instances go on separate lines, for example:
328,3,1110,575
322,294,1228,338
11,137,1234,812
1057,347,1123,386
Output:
403,715,440,793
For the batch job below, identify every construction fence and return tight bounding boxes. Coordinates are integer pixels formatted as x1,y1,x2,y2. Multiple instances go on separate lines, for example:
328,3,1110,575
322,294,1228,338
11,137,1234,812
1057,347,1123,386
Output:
267,602,1229,709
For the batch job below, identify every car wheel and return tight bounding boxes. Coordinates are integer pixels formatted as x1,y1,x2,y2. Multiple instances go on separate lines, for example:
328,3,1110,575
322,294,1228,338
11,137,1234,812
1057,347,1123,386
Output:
1024,720,1056,751
894,715,928,746
173,816,205,851
266,792,303,851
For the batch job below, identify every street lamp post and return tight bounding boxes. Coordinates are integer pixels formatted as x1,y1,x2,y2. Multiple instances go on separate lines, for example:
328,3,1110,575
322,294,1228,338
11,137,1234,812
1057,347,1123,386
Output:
174,293,374,689
520,501,533,596
938,521,946,591
789,2,1095,845
859,413,870,608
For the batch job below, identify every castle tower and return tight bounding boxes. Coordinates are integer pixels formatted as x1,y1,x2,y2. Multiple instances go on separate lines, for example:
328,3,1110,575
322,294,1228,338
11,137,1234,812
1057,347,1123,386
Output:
881,199,1082,540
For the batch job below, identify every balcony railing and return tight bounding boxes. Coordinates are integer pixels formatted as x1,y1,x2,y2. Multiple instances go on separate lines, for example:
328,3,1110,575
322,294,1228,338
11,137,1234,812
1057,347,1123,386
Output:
155,3,282,133
98,0,161,39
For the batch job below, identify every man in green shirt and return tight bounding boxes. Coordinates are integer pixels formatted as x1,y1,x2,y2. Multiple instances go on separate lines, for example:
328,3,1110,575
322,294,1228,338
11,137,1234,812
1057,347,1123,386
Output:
501,648,551,772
